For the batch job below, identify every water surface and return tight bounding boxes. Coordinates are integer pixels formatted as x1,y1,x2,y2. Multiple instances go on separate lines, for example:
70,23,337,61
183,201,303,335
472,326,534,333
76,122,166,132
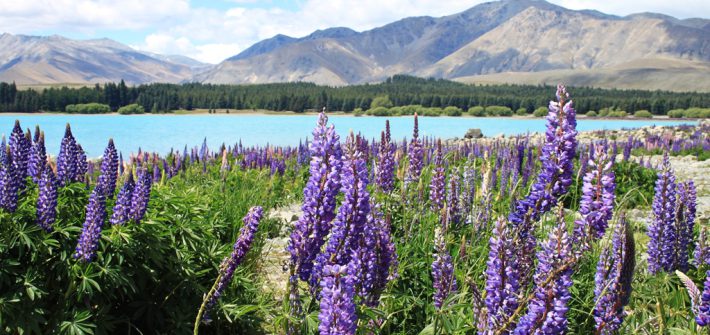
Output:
0,114,697,157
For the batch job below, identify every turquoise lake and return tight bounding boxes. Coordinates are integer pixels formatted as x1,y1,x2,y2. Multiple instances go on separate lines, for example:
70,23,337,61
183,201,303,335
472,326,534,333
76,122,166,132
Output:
0,114,697,157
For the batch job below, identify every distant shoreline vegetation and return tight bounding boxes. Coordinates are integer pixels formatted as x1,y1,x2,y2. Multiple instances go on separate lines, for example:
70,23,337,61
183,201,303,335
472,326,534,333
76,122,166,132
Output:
0,75,708,118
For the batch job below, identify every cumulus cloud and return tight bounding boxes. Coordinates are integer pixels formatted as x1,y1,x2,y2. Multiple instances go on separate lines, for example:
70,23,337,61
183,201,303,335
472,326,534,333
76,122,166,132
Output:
0,0,707,64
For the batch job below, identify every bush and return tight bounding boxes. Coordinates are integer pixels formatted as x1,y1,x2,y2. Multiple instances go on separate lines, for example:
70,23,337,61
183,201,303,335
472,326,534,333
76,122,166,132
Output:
633,110,653,118
515,108,528,116
468,106,485,117
370,96,393,109
400,105,420,116
65,103,111,114
533,107,548,117
366,106,390,116
117,104,146,115
685,108,710,118
586,111,598,117
443,106,463,116
608,110,628,118
667,109,685,118
421,107,443,117
485,105,513,116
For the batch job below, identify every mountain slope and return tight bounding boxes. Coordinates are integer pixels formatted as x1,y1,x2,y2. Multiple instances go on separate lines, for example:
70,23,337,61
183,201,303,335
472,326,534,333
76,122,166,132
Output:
0,33,202,85
197,0,710,91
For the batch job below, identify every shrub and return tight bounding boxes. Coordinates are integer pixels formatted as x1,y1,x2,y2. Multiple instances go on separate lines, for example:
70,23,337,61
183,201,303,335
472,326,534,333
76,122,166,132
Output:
370,96,393,109
400,105,420,116
586,111,598,117
443,106,463,116
468,106,485,117
485,105,513,116
667,109,685,118
366,106,390,116
533,107,548,117
65,103,112,114
421,107,443,117
117,104,146,115
633,110,653,118
515,108,528,116
685,108,710,118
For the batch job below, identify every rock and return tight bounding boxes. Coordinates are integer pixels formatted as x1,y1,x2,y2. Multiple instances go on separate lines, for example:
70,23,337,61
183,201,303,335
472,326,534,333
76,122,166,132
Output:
464,128,483,139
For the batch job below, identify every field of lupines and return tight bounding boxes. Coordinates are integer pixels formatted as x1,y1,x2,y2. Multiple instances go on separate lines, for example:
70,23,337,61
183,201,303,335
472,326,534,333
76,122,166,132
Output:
0,85,709,334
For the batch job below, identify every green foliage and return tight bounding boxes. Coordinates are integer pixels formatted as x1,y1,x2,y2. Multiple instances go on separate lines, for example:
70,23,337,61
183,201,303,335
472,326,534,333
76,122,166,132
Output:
484,105,513,116
613,161,657,209
667,108,710,118
533,107,548,117
371,96,394,109
634,110,653,118
117,103,145,114
65,103,111,114
586,110,598,117
515,107,528,116
468,106,485,117
443,106,462,116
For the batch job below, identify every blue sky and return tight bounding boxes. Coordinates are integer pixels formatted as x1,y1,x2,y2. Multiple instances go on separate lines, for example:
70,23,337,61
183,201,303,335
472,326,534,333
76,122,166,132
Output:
1,0,708,64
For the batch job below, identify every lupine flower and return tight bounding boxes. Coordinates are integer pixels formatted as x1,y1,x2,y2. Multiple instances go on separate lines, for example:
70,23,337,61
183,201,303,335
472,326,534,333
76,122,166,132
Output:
513,218,574,335
0,148,19,212
459,160,476,224
594,218,636,334
28,131,47,183
76,144,88,180
312,133,370,290
57,124,79,185
572,146,615,253
432,225,457,310
623,136,633,162
695,227,710,267
9,120,30,186
509,85,577,279
318,264,357,335
695,271,710,326
287,112,342,287
36,166,58,231
129,167,152,224
74,187,107,262
96,139,118,198
685,181,697,258
647,154,677,274
446,171,461,225
484,218,520,332
675,182,691,272
110,172,135,225
429,139,446,211
406,113,423,185
357,203,398,307
375,120,395,192
204,206,263,311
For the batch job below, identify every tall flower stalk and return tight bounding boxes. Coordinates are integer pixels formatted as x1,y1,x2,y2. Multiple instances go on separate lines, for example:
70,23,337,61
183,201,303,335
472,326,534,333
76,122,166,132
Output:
647,154,677,274
36,166,58,231
572,146,615,254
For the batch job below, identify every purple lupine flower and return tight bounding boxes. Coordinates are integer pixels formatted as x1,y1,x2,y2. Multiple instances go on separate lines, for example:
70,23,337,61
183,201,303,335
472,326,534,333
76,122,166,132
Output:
594,218,635,334
28,131,47,183
459,160,476,225
647,154,677,274
432,225,457,310
96,139,118,198
572,146,615,254
695,227,710,267
447,171,461,225
375,121,395,192
110,172,135,225
312,133,370,290
9,120,30,186
128,167,152,224
484,218,520,332
204,206,263,311
76,144,88,180
36,166,58,231
318,264,357,335
675,182,691,272
429,139,446,211
508,85,577,279
287,112,342,286
406,114,423,185
685,181,698,261
74,187,107,262
0,148,19,212
56,124,78,185
356,203,398,307
623,136,633,162
513,218,573,335
696,271,710,326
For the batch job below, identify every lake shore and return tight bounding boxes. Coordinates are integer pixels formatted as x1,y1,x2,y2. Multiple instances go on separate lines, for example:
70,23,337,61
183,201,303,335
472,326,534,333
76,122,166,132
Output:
0,108,704,121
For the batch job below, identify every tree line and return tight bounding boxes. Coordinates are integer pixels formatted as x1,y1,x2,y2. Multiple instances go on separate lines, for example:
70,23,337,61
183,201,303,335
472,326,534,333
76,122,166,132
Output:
1,75,708,114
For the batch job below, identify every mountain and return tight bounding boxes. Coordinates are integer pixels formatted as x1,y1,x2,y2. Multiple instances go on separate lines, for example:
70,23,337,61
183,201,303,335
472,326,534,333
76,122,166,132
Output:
0,33,204,85
196,0,710,91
